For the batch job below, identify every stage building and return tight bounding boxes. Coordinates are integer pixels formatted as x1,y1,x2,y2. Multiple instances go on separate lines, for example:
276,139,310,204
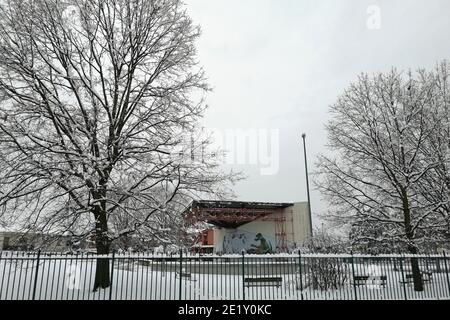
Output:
185,200,312,254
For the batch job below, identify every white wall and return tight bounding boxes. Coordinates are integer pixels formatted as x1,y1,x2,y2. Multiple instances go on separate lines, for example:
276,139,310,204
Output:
288,202,312,246
213,228,226,253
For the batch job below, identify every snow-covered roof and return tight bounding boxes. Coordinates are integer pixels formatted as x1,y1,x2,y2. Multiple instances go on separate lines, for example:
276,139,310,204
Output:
185,200,296,229
190,200,294,210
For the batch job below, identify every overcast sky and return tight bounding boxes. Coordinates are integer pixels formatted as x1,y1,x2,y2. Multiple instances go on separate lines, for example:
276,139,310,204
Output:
185,0,450,226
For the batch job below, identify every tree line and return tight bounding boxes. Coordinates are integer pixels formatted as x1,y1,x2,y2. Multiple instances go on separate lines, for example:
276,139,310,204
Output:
316,62,450,291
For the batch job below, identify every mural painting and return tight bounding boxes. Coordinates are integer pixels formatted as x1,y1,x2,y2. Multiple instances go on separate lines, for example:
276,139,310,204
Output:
222,230,274,254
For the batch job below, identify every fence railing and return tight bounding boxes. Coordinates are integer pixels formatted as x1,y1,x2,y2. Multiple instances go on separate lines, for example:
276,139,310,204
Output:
1,251,449,300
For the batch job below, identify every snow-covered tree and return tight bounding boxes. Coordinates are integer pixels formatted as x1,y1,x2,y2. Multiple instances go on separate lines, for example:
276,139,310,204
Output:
306,226,349,254
315,66,450,291
0,0,239,291
109,190,193,251
416,62,450,245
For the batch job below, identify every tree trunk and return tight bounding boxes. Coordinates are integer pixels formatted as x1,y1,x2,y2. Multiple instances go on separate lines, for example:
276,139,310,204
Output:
408,246,424,292
401,188,423,292
93,209,111,292
93,249,111,292
436,259,441,273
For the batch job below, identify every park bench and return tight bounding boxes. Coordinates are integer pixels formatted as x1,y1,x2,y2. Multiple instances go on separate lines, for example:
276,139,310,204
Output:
176,271,192,279
423,271,433,282
354,275,387,287
400,271,433,284
244,277,283,288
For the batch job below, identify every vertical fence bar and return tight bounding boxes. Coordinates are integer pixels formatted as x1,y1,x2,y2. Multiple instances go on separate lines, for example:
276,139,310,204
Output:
241,252,245,301
149,253,153,300
0,250,4,299
76,253,82,301
124,253,130,300
298,251,304,300
215,254,218,299
443,252,450,298
109,250,115,300
43,253,51,300
399,256,407,301
425,254,435,299
10,252,19,300
4,252,13,300
32,250,41,300
139,252,144,301
350,252,357,300
186,250,189,300
179,249,183,301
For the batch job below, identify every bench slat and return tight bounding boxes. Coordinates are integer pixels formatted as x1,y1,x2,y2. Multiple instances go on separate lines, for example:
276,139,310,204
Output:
176,272,191,278
353,275,387,286
244,277,282,287
400,272,432,283
244,277,282,282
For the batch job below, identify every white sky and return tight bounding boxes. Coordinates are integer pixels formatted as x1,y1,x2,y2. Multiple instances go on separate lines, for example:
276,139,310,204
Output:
185,0,450,226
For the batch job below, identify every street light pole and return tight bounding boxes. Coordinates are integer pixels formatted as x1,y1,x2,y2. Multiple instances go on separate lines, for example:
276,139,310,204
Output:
302,133,314,240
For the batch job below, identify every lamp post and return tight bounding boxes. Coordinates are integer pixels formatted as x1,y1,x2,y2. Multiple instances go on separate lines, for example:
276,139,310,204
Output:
302,133,313,240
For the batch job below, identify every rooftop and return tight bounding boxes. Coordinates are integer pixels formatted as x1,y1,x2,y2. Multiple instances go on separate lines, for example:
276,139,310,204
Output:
190,200,293,210
185,200,294,228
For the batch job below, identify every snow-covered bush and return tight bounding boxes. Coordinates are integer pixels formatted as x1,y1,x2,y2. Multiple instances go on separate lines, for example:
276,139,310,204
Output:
304,258,349,291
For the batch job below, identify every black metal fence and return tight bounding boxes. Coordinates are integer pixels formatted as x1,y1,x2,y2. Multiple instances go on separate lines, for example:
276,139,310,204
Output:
1,251,449,300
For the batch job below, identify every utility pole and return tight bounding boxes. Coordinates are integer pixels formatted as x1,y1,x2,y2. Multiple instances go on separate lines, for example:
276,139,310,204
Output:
302,133,314,240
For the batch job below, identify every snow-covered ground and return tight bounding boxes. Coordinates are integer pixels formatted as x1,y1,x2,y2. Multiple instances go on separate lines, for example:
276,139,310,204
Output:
0,253,449,300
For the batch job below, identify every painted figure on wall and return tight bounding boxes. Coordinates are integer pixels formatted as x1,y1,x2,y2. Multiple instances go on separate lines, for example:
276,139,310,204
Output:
222,231,248,253
247,233,273,254
222,230,274,254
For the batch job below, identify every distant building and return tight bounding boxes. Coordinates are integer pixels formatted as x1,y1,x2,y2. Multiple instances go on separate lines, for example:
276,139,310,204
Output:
0,230,72,252
184,200,312,254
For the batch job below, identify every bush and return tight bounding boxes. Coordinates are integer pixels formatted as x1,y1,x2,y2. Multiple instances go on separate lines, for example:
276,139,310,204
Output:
304,258,349,291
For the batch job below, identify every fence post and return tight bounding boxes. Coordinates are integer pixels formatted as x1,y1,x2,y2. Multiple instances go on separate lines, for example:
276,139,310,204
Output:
32,249,41,301
298,250,304,300
179,249,183,301
399,256,407,301
241,251,245,301
350,251,358,300
0,251,3,299
109,250,115,300
443,251,450,298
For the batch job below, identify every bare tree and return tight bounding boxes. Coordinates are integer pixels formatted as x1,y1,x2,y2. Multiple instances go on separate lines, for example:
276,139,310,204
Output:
0,0,239,291
417,62,450,245
306,226,349,254
315,67,450,291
